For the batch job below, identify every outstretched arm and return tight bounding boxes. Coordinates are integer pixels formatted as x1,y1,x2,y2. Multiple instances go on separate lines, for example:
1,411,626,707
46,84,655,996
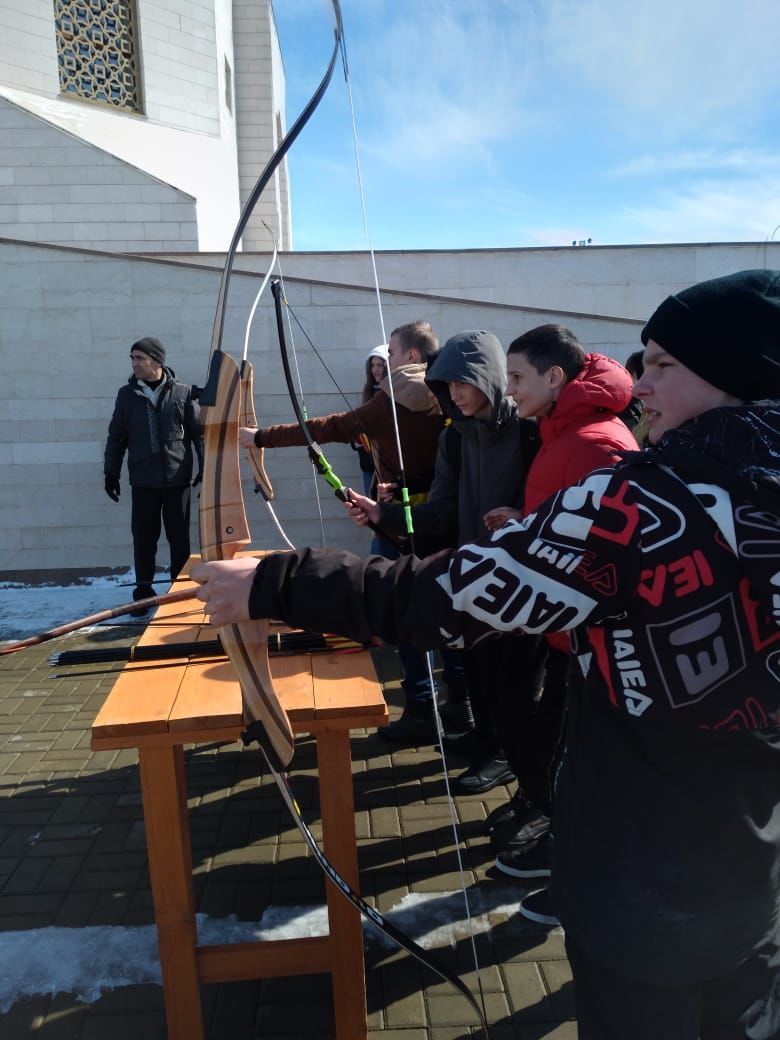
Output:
191,466,641,650
243,393,387,450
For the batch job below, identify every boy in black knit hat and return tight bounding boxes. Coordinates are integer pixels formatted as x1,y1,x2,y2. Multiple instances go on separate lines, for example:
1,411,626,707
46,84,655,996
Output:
193,270,780,1038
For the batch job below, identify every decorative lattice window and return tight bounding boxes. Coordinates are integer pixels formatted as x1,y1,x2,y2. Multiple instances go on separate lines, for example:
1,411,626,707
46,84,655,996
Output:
53,0,141,112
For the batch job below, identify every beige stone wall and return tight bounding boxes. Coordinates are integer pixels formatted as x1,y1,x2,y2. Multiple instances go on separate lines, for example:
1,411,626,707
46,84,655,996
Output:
169,241,780,321
0,238,643,576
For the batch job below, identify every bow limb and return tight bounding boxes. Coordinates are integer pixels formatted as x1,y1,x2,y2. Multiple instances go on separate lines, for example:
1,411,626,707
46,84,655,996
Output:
240,243,278,502
239,361,297,552
198,0,344,770
209,6,343,360
270,279,402,547
239,360,274,502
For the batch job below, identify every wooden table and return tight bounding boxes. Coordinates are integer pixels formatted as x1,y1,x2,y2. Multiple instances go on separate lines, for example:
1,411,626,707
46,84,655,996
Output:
91,570,388,1039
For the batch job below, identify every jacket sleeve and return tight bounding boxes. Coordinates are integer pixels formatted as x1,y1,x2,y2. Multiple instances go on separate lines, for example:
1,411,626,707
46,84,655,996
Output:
256,395,383,449
185,390,204,472
104,392,128,477
249,466,642,650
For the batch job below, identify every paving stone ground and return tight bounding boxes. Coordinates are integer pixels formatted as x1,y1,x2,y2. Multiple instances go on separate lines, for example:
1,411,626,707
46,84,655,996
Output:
0,622,576,1039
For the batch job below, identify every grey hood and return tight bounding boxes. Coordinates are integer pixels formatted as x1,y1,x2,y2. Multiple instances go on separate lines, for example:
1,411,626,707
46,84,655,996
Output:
425,330,515,429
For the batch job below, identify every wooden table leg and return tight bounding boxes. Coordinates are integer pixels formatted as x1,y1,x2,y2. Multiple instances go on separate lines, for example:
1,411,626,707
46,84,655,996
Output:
316,727,368,1040
138,744,204,1040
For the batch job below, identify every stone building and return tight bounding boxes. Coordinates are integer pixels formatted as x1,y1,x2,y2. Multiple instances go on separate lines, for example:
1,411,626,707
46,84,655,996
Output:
0,0,289,251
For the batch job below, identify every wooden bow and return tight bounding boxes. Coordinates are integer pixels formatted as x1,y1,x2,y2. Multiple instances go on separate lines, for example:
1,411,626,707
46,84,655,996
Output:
197,339,490,1034
196,2,490,1029
198,347,295,769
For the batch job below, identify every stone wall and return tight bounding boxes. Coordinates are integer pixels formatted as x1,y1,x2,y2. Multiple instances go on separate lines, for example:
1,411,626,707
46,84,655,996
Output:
0,238,642,576
0,98,198,251
180,241,780,321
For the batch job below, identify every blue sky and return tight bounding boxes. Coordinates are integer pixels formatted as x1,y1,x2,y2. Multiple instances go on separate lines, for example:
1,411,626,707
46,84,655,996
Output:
272,0,780,252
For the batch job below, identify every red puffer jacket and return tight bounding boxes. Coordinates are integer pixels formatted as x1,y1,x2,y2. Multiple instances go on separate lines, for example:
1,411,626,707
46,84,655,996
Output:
524,353,637,649
524,353,637,513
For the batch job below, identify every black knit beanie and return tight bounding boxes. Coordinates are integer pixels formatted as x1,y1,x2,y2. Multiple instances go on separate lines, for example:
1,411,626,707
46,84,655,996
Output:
131,336,166,365
641,269,780,402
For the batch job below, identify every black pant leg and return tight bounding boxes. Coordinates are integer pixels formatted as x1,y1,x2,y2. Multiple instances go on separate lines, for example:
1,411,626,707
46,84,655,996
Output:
565,932,780,1040
131,486,163,589
529,647,570,813
493,633,548,796
161,485,192,579
700,932,780,1040
462,643,502,757
564,935,701,1040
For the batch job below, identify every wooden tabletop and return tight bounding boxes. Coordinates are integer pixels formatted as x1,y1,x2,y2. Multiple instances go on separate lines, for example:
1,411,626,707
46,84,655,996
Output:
91,572,387,751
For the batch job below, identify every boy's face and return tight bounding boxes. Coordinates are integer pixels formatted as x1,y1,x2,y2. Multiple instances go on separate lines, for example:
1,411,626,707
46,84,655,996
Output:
447,381,491,419
387,334,416,370
505,352,561,418
634,340,742,443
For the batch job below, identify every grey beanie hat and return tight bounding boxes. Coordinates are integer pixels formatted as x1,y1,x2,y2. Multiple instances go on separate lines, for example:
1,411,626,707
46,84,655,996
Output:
131,337,166,365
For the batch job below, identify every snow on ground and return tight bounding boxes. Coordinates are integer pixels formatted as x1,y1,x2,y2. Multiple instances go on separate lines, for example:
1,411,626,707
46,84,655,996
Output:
0,571,168,642
0,890,542,1011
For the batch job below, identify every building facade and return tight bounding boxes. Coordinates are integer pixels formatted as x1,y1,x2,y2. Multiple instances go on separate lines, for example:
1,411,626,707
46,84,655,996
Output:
0,0,289,251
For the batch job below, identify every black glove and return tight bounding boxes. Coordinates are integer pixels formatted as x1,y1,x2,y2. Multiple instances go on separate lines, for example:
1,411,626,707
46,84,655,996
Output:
105,475,120,502
191,470,202,489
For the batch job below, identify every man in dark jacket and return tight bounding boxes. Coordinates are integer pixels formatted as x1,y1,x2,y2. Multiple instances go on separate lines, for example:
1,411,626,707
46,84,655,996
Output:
193,270,780,1039
104,337,203,607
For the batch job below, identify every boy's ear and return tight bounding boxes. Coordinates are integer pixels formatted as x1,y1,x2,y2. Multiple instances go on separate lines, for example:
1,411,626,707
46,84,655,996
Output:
548,365,567,391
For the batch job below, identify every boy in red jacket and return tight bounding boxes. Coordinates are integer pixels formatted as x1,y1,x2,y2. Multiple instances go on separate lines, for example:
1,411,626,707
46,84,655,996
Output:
483,326,637,889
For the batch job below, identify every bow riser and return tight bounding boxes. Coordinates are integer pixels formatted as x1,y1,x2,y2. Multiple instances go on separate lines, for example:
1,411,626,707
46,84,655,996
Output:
199,348,295,770
199,350,253,559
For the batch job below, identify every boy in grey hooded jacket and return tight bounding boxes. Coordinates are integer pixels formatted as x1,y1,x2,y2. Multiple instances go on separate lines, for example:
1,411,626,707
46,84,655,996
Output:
348,330,541,792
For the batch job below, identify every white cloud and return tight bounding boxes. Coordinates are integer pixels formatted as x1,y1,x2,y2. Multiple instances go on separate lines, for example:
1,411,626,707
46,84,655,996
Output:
611,149,780,179
347,1,543,167
542,0,780,134
276,0,780,249
612,176,780,243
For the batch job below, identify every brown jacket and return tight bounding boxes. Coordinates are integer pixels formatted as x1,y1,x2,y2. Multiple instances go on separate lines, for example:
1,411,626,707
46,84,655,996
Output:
255,364,443,493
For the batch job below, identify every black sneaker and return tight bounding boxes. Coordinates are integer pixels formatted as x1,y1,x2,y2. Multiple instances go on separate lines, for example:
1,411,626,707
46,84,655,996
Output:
378,707,435,744
518,887,559,927
131,585,155,618
484,789,526,833
490,805,550,852
453,754,514,794
495,836,551,879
